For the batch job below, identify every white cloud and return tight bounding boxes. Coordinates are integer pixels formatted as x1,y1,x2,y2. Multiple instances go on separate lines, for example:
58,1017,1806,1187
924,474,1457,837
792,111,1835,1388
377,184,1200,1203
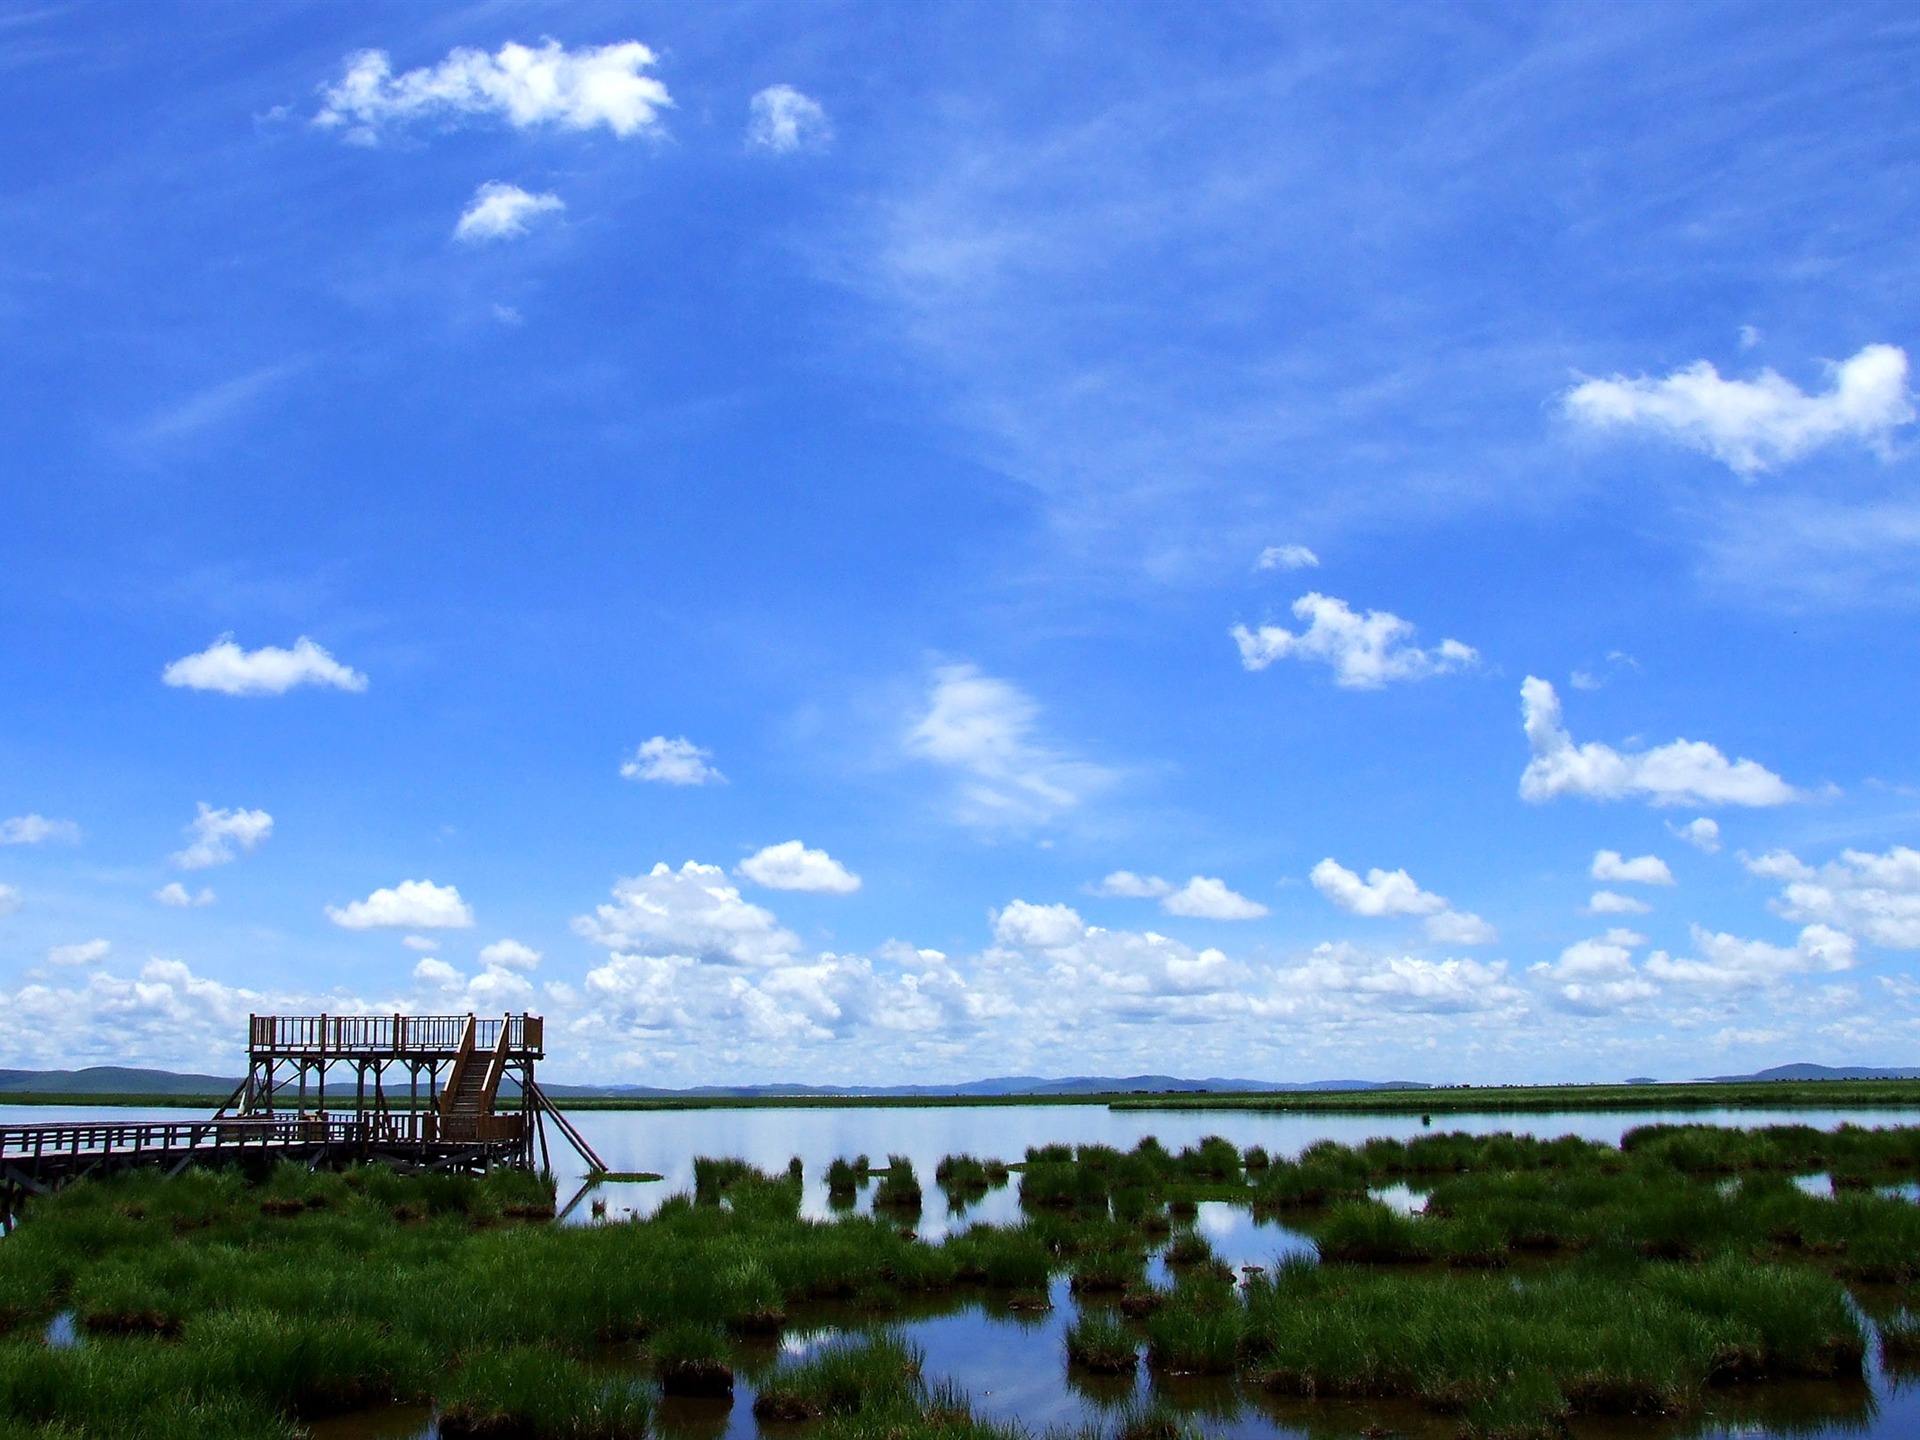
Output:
1093,870,1173,898
0,815,81,845
1519,677,1797,808
401,935,441,952
1530,929,1656,1011
621,736,725,786
1256,544,1318,571
154,883,215,908
1161,876,1268,920
316,40,671,144
1564,343,1915,477
171,803,273,870
737,841,862,894
0,884,18,916
1295,942,1524,1015
47,939,110,968
1423,909,1497,946
326,879,475,931
1232,594,1477,689
1747,845,1920,949
454,182,564,242
991,900,1086,949
747,84,831,153
574,862,798,966
1587,890,1652,916
412,957,461,987
162,636,367,696
1591,850,1675,886
1645,924,1856,989
1670,817,1722,854
479,939,542,971
905,664,1111,826
1310,859,1448,918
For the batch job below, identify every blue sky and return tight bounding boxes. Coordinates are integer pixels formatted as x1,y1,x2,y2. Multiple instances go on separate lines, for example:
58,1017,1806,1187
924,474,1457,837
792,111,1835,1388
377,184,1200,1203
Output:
3,2,1919,1084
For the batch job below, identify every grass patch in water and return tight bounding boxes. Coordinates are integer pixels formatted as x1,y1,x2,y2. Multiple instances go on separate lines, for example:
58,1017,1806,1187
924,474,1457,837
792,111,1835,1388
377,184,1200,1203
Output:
439,1345,650,1438
751,1332,924,1420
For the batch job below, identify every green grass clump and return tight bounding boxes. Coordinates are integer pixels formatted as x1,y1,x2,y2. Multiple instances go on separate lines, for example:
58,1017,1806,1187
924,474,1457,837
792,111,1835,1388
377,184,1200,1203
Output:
934,1154,1010,1211
1066,1311,1138,1372
1314,1200,1431,1264
438,1346,649,1438
874,1155,924,1211
946,1224,1054,1289
751,1333,924,1421
651,1320,734,1396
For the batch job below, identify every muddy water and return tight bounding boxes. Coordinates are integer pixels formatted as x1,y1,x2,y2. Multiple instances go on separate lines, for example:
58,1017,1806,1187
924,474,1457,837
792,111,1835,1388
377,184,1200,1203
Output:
20,1101,1920,1438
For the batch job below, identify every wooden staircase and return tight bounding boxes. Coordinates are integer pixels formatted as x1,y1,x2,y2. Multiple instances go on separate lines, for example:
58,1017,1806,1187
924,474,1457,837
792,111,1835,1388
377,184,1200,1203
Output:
438,1016,515,1142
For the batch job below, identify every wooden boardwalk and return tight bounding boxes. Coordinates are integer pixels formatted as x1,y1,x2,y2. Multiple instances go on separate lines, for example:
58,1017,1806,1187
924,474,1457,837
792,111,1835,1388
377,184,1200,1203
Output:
0,1012,606,1227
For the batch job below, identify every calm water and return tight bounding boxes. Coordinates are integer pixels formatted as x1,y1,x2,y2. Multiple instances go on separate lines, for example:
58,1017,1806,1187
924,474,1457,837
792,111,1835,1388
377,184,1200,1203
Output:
14,1101,1920,1439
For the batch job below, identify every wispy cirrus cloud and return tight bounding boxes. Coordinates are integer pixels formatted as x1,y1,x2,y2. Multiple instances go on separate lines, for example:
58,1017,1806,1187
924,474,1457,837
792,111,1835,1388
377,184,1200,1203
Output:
1565,344,1915,477
905,664,1112,827
0,815,80,845
454,182,563,243
748,85,831,154
316,40,671,144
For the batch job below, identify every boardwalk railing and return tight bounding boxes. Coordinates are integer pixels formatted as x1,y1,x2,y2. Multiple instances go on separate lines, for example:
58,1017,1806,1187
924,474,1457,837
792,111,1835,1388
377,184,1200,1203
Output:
0,1112,527,1169
248,1014,543,1058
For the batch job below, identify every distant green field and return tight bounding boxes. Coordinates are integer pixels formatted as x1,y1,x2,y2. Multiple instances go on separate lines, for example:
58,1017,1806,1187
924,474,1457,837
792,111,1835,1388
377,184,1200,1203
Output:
1110,1078,1920,1114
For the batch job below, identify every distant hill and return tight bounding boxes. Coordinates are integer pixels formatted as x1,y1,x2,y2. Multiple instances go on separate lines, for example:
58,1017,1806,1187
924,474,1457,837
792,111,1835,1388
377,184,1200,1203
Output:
0,1066,239,1096
1699,1063,1920,1083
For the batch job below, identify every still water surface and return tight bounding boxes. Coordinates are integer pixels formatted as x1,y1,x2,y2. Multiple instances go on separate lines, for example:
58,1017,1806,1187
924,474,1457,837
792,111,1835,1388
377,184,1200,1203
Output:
17,1102,1920,1439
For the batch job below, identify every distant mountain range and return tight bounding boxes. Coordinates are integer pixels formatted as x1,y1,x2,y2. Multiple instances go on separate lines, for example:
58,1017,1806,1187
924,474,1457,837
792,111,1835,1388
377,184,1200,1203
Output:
1697,1063,1920,1083
0,1062,1916,1101
0,1066,240,1096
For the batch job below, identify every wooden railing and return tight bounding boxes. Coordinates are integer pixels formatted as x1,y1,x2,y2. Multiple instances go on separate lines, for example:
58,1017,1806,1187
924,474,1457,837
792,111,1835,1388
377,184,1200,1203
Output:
0,1111,525,1165
248,1014,543,1058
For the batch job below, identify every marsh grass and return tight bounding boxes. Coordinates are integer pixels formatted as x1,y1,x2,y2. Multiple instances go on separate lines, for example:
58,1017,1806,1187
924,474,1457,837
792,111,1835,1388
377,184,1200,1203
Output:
1066,1311,1138,1373
651,1321,733,1396
874,1156,924,1211
439,1345,650,1439
751,1332,924,1420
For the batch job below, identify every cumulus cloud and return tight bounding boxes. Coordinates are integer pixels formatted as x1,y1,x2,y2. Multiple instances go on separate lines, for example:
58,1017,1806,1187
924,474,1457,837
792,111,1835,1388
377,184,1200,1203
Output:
1587,890,1652,916
737,841,862,894
162,636,367,696
479,939,542,971
1564,343,1916,476
1519,678,1797,808
1747,845,1920,949
0,883,18,916
1093,871,1173,898
1295,942,1523,1014
327,879,474,931
1530,929,1656,1011
1670,817,1722,854
171,804,273,870
47,939,110,968
747,84,831,153
1423,909,1498,946
1311,858,1492,944
574,862,799,966
401,935,440,952
1591,850,1675,886
621,736,724,786
1256,544,1318,571
0,815,81,845
316,40,671,144
413,957,460,986
154,883,215,908
1311,859,1448,918
1645,924,1855,989
454,181,564,242
1161,877,1268,920
905,665,1111,826
1232,594,1477,689
992,900,1086,950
